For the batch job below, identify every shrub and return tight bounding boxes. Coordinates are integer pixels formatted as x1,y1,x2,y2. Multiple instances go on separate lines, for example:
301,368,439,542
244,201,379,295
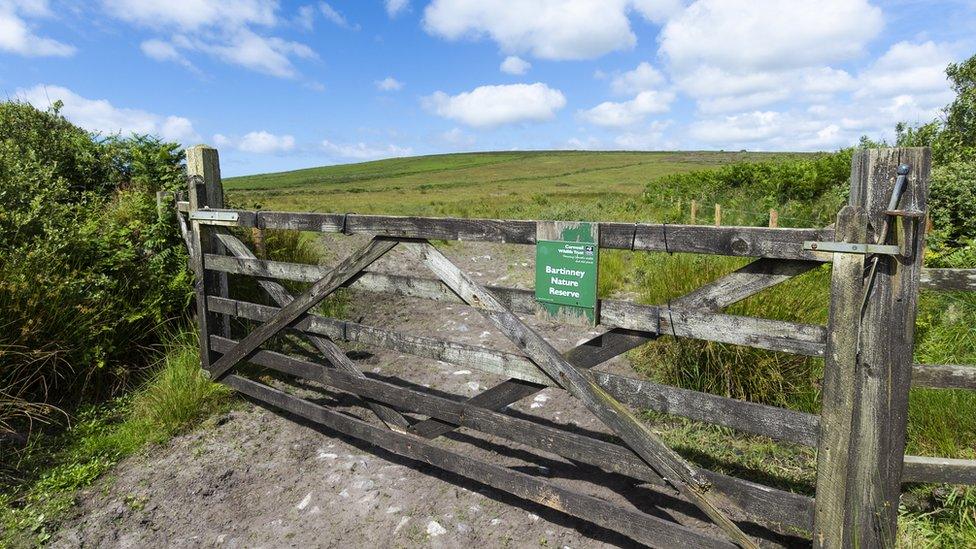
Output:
0,102,191,433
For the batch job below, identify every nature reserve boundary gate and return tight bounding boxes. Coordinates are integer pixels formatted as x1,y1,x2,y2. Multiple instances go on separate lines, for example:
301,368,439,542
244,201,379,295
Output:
171,145,976,548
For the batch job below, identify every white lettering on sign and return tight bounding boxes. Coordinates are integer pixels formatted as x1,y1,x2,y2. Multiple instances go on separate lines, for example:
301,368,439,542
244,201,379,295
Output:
545,265,585,279
549,287,580,299
550,276,579,288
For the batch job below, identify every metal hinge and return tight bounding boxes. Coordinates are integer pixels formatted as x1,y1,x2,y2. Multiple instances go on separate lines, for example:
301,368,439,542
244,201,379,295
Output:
803,241,901,255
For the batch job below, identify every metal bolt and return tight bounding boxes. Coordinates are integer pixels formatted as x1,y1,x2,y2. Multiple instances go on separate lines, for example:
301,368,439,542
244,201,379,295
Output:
810,243,818,250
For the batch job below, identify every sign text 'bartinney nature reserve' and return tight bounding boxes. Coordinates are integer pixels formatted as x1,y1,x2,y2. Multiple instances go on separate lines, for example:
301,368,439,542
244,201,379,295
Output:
535,221,599,324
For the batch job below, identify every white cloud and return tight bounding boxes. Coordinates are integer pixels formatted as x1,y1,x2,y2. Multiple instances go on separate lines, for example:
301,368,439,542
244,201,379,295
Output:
660,0,883,73
104,0,317,78
295,4,316,30
579,90,674,128
0,0,75,57
613,120,674,149
500,55,531,75
424,83,566,128
239,131,295,153
385,0,409,18
172,30,317,78
376,76,404,91
319,2,357,29
15,84,199,142
321,139,413,160
101,0,277,31
610,62,665,95
140,38,198,71
856,41,954,99
659,0,885,116
629,0,685,23
423,0,637,60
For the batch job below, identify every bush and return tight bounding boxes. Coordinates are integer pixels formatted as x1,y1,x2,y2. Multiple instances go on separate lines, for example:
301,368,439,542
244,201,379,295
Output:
0,102,191,433
642,150,851,227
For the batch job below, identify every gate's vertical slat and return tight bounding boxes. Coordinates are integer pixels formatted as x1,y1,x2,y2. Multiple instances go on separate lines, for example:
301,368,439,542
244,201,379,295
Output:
813,205,868,548
187,145,229,369
845,147,931,547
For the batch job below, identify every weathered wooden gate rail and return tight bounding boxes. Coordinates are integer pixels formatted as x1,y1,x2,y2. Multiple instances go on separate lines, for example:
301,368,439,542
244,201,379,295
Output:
176,145,976,549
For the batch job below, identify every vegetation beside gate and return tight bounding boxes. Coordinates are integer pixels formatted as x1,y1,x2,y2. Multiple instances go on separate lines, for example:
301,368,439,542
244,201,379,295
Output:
0,53,974,545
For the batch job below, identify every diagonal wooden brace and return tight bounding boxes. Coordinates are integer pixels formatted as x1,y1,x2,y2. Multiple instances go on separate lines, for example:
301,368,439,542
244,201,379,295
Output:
207,237,398,381
413,257,819,441
404,241,758,549
214,231,411,432
410,328,649,439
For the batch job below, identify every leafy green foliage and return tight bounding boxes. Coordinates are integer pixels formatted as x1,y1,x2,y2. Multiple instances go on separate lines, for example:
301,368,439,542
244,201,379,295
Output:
0,102,191,433
641,150,851,228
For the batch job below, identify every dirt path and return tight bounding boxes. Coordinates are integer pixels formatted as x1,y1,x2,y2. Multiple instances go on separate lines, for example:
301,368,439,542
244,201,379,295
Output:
51,237,800,548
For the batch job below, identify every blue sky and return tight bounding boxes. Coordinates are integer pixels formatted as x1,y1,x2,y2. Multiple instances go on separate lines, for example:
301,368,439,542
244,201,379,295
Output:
2,0,974,176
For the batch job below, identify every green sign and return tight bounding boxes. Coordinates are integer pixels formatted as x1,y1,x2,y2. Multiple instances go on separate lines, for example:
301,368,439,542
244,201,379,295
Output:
535,222,599,324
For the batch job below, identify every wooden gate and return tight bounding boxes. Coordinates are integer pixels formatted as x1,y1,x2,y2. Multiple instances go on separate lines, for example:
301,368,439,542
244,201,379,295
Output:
172,145,976,548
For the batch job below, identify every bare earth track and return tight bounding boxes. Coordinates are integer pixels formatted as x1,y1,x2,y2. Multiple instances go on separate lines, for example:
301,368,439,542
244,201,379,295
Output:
51,236,805,548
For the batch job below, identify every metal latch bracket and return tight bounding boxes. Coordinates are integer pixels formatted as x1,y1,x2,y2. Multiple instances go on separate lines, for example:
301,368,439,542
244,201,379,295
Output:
189,210,240,225
803,241,901,256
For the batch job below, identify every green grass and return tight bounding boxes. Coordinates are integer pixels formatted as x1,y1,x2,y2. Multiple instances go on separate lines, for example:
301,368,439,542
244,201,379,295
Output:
226,151,976,545
0,329,230,546
225,150,802,221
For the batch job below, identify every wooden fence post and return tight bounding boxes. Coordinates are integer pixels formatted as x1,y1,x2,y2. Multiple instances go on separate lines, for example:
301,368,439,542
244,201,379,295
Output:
714,203,721,226
813,205,868,548
187,145,230,370
812,148,931,547
690,200,698,224
768,209,778,228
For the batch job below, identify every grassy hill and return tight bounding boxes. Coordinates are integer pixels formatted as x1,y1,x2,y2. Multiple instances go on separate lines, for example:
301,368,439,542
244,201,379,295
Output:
225,150,794,218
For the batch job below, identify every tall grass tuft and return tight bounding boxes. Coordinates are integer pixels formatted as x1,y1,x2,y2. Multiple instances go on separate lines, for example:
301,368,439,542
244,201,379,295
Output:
629,253,830,412
1,329,229,545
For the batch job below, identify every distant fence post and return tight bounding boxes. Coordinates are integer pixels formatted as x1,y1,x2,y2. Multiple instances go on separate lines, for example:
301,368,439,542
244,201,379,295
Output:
768,209,778,228
714,203,721,226
812,147,931,547
187,145,230,370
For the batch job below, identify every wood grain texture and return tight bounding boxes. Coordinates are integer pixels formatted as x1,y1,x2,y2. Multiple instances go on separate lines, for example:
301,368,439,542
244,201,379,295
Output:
813,205,868,548
844,147,931,547
214,231,410,432
919,268,976,291
410,328,648,440
209,295,820,445
193,209,829,260
186,145,228,369
204,255,826,356
207,237,397,380
911,363,976,390
404,241,758,548
223,373,737,549
902,455,976,485
212,337,815,531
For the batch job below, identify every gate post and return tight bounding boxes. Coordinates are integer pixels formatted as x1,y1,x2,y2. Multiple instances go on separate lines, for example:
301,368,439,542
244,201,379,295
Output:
187,145,230,370
813,147,931,547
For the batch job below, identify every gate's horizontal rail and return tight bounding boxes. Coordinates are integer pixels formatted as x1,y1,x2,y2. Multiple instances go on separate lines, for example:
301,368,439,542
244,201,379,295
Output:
183,205,829,260
205,255,827,357
919,268,976,292
211,336,815,532
176,201,965,291
222,373,737,549
911,363,976,390
209,296,821,445
902,455,976,484
207,257,976,391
